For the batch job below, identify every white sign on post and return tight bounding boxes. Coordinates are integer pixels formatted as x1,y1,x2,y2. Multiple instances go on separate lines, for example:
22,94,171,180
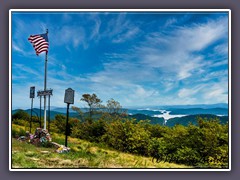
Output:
64,88,74,104
37,89,53,96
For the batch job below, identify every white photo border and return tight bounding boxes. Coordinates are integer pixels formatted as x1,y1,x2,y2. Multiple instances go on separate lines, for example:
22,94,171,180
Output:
9,9,231,172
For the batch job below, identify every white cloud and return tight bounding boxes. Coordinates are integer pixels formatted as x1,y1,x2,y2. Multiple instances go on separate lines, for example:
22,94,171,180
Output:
90,18,101,41
112,27,139,43
174,18,227,52
177,80,228,105
203,82,228,103
178,85,205,98
164,17,177,27
12,63,42,79
51,26,85,49
214,43,228,56
200,70,228,82
132,86,159,99
139,16,228,82
177,56,204,80
104,13,140,43
12,43,25,54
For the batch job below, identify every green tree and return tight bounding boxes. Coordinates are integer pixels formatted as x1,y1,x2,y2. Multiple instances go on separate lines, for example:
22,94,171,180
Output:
12,110,29,121
106,98,123,114
52,114,66,134
72,106,84,121
12,110,30,127
81,93,102,118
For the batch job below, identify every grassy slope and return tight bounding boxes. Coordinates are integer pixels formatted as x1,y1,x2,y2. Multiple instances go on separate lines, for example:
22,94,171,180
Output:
11,125,191,169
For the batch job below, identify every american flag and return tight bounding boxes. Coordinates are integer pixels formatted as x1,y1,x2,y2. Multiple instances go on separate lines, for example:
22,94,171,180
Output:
28,32,49,55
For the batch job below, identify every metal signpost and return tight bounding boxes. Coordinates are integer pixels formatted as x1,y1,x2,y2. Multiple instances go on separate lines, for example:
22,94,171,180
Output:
48,94,51,132
29,86,35,133
39,95,42,128
64,88,74,147
37,89,53,130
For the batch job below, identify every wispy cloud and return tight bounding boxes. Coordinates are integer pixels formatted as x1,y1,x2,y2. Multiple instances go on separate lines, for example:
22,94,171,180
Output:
51,26,86,49
164,17,177,27
178,84,206,98
112,27,140,43
103,13,141,43
173,18,227,52
12,63,42,79
214,43,228,56
89,15,101,41
12,43,26,55
203,81,228,103
139,16,228,81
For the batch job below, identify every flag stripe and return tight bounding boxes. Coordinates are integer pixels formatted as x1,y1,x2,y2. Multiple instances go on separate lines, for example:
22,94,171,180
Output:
28,33,49,55
31,37,44,44
28,36,43,43
34,42,49,49
36,45,49,53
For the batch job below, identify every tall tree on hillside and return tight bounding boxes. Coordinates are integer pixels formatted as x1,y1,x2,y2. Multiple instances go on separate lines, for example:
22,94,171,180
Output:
106,98,124,114
12,109,30,121
81,93,102,118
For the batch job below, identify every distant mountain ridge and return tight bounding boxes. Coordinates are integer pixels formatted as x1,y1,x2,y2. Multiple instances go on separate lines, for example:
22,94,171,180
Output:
12,108,79,120
128,113,228,127
166,114,229,127
167,108,228,115
127,103,228,110
12,103,228,113
12,103,229,128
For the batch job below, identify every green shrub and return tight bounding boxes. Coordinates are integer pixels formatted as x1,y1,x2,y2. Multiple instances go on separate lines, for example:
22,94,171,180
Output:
12,110,29,121
12,126,26,138
102,119,150,155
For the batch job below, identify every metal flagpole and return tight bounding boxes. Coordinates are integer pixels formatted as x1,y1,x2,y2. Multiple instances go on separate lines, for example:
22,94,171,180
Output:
48,94,50,132
65,103,70,147
43,29,48,130
30,97,33,133
40,96,42,128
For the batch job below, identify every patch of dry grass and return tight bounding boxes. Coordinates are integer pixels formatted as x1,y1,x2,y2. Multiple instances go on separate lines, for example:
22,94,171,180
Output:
12,137,191,169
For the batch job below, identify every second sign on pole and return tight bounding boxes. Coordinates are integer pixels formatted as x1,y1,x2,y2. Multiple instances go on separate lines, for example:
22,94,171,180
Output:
64,88,75,147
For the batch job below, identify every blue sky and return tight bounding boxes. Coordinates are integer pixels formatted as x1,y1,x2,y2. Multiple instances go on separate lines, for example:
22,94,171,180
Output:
11,11,229,109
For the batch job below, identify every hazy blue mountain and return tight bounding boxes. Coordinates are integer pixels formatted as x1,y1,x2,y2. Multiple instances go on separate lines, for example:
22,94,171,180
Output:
25,103,228,116
127,107,227,117
12,104,229,127
166,114,229,127
51,107,77,113
12,108,79,120
167,108,228,116
127,109,164,116
164,103,228,109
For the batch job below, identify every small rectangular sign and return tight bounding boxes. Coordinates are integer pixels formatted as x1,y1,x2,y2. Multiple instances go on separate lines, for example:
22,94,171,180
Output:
30,86,35,98
64,88,74,104
37,89,53,96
